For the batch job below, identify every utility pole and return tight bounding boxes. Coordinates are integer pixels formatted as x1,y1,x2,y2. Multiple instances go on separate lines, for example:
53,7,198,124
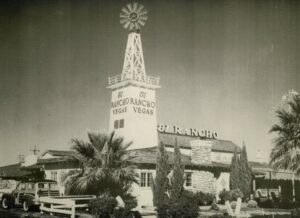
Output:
30,145,40,155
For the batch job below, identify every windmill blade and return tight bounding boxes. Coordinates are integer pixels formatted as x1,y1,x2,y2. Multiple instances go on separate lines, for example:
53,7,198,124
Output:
139,10,147,16
127,3,133,13
137,19,146,26
120,18,128,24
139,16,148,22
134,23,140,30
120,13,128,18
121,7,130,15
120,11,129,17
133,2,138,12
136,4,144,13
123,21,131,29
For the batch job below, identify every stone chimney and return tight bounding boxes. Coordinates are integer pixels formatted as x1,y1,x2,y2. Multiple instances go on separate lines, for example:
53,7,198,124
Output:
190,140,213,164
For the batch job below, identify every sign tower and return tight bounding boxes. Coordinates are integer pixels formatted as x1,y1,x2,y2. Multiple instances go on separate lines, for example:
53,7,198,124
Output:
108,2,160,150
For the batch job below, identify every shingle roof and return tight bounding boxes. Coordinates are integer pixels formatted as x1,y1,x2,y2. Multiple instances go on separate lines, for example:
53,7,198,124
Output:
127,146,230,170
0,163,31,179
41,150,75,157
158,132,241,153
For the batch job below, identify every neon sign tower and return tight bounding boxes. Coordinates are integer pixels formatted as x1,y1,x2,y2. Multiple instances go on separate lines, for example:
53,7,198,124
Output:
108,2,160,150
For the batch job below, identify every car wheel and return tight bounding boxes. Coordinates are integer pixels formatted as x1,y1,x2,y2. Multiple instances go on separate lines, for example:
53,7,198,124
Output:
23,200,30,212
2,198,9,209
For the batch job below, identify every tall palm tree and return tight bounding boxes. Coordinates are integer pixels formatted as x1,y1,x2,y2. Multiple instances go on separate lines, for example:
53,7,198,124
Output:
63,132,138,196
269,94,300,174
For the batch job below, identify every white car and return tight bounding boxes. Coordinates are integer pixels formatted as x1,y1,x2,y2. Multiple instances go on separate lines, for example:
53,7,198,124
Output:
0,179,19,201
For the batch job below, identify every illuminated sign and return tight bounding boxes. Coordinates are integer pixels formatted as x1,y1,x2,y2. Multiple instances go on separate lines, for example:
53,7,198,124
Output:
157,124,218,139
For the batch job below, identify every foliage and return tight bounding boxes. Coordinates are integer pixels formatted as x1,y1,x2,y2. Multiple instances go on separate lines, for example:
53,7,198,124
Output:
156,190,199,218
89,193,141,218
247,199,258,208
258,199,274,208
195,191,215,206
63,131,138,197
89,193,118,218
113,208,142,218
239,144,252,199
218,189,243,204
230,201,237,209
218,190,232,204
269,94,300,174
169,138,185,201
230,148,240,190
230,188,244,201
210,202,220,211
122,193,138,210
152,142,170,207
291,208,300,218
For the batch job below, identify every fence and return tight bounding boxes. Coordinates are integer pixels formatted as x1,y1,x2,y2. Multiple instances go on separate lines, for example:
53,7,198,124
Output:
40,195,95,218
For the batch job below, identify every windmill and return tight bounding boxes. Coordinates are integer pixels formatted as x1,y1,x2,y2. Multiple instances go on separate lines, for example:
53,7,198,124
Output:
120,2,148,32
108,2,159,87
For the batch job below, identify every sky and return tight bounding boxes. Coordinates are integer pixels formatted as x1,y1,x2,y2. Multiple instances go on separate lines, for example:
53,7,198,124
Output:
0,0,299,166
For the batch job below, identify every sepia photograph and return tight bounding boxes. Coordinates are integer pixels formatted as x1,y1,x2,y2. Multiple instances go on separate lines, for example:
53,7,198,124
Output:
0,0,299,217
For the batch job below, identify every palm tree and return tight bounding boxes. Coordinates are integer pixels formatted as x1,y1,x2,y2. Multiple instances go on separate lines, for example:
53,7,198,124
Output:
63,132,138,196
269,94,300,175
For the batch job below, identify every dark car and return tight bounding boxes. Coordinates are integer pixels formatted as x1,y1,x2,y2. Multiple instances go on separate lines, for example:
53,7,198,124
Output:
1,180,60,211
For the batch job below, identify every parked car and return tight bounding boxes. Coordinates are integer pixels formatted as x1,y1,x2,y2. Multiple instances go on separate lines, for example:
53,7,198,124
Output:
0,179,19,201
1,180,60,211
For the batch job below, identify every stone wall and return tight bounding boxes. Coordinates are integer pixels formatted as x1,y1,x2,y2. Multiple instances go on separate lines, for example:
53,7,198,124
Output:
190,140,213,164
192,170,216,193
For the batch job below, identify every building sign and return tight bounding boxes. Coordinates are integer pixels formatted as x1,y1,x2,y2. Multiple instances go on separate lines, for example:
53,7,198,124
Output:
157,124,218,139
111,91,155,116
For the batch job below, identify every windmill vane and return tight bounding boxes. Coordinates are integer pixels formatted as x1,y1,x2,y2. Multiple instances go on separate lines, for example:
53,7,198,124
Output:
120,2,148,32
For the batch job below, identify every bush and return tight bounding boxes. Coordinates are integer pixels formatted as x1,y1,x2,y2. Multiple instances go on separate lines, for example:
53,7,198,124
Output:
247,199,258,208
195,191,215,206
291,208,300,218
210,202,219,211
230,201,237,209
113,208,142,218
218,189,244,204
122,193,138,210
156,190,199,218
230,189,244,201
218,190,232,204
258,199,274,208
89,193,118,218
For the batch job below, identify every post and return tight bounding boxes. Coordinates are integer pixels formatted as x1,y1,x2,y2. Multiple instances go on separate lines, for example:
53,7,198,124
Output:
71,203,75,218
292,173,296,202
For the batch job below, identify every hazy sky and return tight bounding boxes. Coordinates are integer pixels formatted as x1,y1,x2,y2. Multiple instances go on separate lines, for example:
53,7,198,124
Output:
0,0,299,166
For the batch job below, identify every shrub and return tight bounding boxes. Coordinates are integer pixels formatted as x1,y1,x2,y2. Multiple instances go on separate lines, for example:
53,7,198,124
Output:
219,190,232,204
247,199,258,208
230,201,237,209
210,202,220,211
89,193,118,218
230,189,244,201
122,193,138,210
195,191,215,206
278,198,292,209
291,208,300,218
113,208,142,218
156,190,199,218
258,199,274,208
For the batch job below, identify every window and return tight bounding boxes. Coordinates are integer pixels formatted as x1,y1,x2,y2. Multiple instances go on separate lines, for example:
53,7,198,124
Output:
51,171,58,181
114,119,125,129
119,119,124,128
114,120,119,129
140,172,152,187
185,172,192,187
27,183,34,190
